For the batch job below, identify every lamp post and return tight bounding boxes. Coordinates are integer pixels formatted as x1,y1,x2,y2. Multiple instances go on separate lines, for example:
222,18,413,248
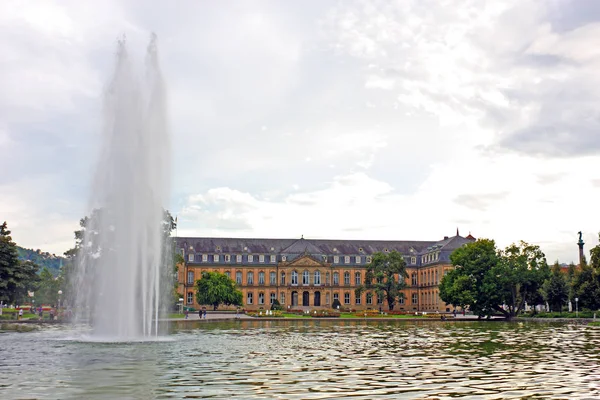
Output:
58,290,63,312
179,298,184,314
575,297,579,318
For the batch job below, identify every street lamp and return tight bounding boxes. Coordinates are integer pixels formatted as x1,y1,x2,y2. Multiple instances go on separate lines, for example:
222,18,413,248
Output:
179,297,184,314
575,297,579,318
58,290,63,311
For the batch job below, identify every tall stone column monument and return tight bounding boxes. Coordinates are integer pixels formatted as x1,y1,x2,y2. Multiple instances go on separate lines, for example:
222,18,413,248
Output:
577,231,585,266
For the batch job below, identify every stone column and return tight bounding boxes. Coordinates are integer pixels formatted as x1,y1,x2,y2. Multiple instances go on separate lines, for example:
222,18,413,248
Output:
577,231,585,266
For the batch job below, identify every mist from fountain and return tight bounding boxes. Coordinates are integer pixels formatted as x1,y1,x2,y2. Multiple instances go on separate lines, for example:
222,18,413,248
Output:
73,35,171,340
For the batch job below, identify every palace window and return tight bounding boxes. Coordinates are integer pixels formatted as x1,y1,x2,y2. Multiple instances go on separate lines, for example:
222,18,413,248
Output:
355,295,361,305
247,272,254,285
225,271,231,279
344,256,350,264
325,272,330,285
259,254,265,263
282,255,287,262
302,270,309,285
356,256,361,264
270,292,276,305
412,273,417,286
399,296,404,304
411,256,416,265
236,255,242,263
326,292,330,305
412,293,418,304
248,255,254,263
366,293,372,304
258,292,265,305
377,295,383,304
187,292,193,304
333,256,339,263
344,272,350,285
214,254,219,262
355,272,361,285
270,271,276,285
236,271,242,285
258,271,265,285
333,293,339,302
314,270,321,285
188,254,194,262
344,292,350,304
366,256,372,263
280,271,286,285
247,292,253,304
202,254,208,262
435,270,438,284
270,255,276,263
280,292,285,304
291,270,298,285
225,254,231,262
333,272,339,285
187,271,194,284
323,255,328,262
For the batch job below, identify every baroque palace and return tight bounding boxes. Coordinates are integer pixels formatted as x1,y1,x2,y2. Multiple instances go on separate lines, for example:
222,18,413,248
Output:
176,232,475,312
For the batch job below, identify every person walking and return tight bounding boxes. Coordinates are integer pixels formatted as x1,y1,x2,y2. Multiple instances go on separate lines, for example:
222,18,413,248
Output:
18,308,23,320
184,309,189,319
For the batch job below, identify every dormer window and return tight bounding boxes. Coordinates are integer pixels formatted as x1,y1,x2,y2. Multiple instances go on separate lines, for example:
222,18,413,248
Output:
188,254,194,262
333,247,337,252
282,255,287,262
358,247,364,253
366,256,372,263
411,256,416,264
236,254,242,263
244,246,248,251
259,254,265,263
356,256,361,264
334,256,339,263
384,248,389,253
270,247,275,251
323,255,328,262
248,254,254,263
214,254,219,262
216,245,221,251
202,254,208,262
225,254,231,262
270,255,276,263
344,256,350,264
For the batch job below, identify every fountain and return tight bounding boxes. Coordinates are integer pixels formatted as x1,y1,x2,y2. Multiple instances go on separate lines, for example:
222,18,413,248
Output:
73,35,171,339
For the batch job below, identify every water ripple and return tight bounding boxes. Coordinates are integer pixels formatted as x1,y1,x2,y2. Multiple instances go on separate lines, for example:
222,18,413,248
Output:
0,321,599,399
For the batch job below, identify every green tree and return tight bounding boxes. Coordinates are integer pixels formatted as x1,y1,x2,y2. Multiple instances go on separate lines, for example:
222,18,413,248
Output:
36,267,61,306
440,239,506,318
355,250,408,311
195,271,243,310
500,241,549,317
0,222,40,304
541,263,569,312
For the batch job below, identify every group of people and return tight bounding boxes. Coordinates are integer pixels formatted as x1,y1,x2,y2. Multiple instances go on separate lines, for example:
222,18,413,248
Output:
183,307,208,319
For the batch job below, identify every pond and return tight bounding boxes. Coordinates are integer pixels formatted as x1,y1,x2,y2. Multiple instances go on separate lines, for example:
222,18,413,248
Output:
1,320,599,399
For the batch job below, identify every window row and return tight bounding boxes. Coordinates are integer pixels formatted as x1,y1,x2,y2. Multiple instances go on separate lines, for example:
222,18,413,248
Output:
186,253,376,264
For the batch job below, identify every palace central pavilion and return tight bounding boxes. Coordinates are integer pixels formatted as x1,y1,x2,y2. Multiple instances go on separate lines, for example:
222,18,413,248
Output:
176,232,475,312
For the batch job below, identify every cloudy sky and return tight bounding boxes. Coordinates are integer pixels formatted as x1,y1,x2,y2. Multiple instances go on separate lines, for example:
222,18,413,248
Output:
2,0,600,263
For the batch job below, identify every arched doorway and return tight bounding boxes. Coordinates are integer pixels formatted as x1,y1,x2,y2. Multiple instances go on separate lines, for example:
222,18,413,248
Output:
302,291,310,307
314,291,321,306
291,291,298,306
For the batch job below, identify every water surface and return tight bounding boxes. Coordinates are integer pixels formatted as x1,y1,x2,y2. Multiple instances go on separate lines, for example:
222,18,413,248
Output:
1,320,599,399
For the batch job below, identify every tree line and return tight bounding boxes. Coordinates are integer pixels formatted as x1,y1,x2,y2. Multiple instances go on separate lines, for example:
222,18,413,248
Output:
439,237,600,318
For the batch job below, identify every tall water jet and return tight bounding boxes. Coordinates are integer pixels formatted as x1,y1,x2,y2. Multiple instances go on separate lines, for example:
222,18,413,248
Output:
74,35,171,339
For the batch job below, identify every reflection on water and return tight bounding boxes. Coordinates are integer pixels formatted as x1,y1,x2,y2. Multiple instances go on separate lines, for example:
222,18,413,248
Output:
1,321,599,399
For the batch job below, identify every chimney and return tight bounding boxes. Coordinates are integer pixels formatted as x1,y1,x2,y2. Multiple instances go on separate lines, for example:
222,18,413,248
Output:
443,236,449,240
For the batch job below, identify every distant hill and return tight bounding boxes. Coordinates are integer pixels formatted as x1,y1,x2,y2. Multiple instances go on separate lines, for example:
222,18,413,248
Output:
16,246,66,276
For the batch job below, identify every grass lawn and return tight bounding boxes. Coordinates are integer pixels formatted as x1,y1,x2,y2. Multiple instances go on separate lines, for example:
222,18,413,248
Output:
589,321,600,327
168,313,185,319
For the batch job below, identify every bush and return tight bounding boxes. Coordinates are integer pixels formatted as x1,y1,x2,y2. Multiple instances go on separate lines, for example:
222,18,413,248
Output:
332,299,341,309
271,299,283,311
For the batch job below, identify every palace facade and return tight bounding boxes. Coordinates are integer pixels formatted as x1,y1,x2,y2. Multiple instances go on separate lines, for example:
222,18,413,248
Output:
176,233,475,312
